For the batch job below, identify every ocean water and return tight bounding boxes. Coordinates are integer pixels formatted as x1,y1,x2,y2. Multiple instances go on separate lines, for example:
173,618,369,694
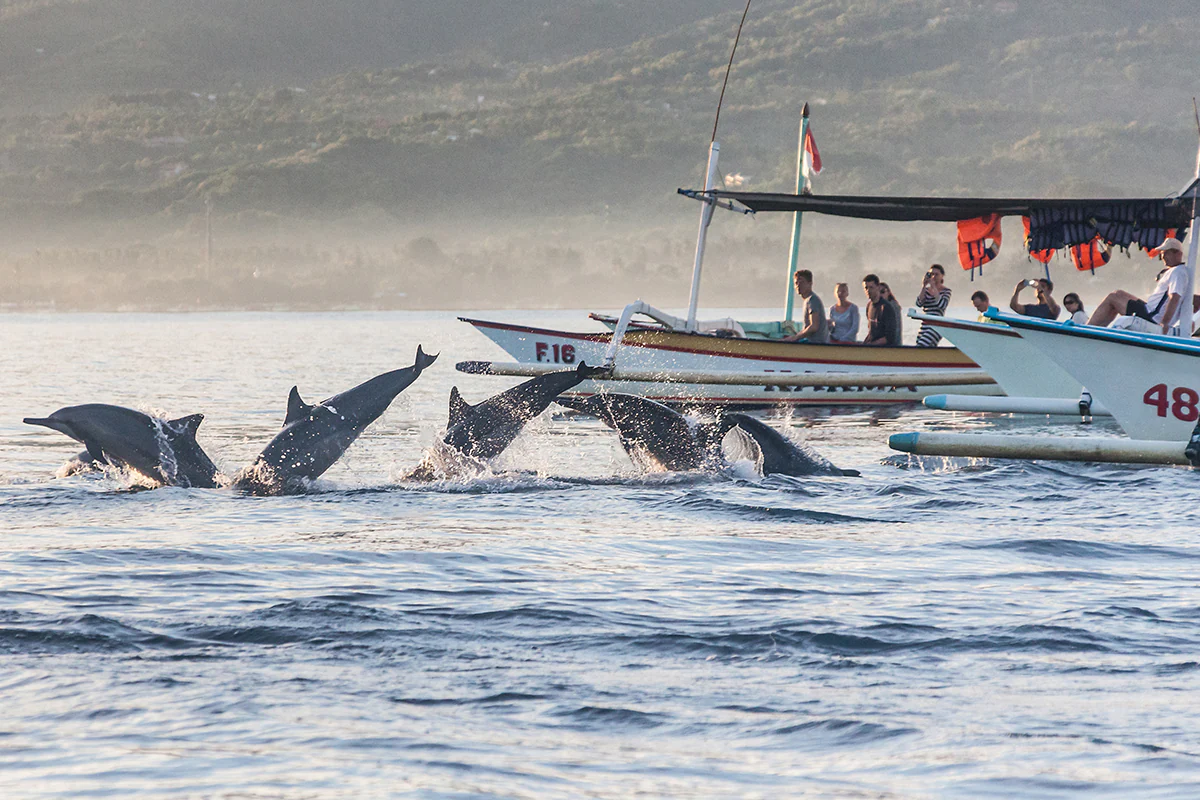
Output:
1,310,1198,799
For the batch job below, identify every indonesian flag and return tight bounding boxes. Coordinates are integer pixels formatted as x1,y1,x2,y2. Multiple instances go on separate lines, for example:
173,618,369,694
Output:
803,126,822,177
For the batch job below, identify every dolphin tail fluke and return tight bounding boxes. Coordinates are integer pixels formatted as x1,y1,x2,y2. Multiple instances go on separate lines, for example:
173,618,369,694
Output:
575,361,611,380
414,345,439,373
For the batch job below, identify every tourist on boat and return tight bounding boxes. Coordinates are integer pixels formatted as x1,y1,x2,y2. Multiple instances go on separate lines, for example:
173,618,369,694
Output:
879,282,904,344
1062,293,1087,324
783,269,830,343
1087,237,1190,334
971,290,993,321
828,282,860,342
861,274,899,346
1009,277,1060,320
914,264,952,346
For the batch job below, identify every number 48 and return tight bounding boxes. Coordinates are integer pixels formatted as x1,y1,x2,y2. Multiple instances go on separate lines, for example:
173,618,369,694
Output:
1143,383,1200,422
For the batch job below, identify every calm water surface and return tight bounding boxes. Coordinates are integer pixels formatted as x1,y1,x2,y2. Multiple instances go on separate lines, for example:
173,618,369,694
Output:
0,310,1197,798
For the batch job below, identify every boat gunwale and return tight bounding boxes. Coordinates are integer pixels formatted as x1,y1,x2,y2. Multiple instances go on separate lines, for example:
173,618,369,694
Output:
992,313,1200,358
459,316,981,369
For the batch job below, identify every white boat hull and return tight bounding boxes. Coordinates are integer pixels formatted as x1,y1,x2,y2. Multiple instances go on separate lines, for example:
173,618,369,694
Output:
998,317,1200,441
912,314,1083,398
461,317,1002,408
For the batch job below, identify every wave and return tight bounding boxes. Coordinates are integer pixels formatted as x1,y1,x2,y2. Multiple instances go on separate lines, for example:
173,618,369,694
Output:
390,691,546,707
651,492,884,524
771,718,917,746
551,705,668,729
964,538,1200,560
0,613,199,655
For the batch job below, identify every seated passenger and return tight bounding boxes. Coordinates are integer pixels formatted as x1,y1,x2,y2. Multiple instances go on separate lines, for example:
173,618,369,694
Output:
1061,292,1087,324
1088,238,1191,335
1009,277,1060,319
861,274,899,346
971,290,991,321
828,282,860,342
783,269,830,343
879,282,904,344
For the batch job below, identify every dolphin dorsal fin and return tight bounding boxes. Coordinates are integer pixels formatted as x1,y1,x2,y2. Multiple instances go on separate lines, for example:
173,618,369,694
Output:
448,386,473,427
285,386,313,425
169,413,204,438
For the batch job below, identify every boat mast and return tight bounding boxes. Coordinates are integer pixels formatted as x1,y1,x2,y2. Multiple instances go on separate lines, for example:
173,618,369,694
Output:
685,143,720,332
685,0,752,333
783,103,811,323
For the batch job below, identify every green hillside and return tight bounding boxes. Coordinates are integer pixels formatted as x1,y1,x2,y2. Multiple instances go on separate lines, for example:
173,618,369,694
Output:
2,0,1200,309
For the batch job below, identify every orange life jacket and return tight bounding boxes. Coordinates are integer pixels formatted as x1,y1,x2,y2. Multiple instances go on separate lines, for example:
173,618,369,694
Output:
1070,237,1112,272
958,214,1002,271
1148,229,1179,259
1022,216,1055,264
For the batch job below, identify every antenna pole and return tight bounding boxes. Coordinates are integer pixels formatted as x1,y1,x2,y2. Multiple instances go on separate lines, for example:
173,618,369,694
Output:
709,0,752,145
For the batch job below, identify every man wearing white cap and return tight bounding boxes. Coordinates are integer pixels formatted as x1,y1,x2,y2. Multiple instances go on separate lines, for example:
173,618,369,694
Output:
1087,237,1191,334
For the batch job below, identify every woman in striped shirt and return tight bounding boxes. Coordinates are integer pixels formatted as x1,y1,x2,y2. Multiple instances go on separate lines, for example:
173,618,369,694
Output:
915,263,951,347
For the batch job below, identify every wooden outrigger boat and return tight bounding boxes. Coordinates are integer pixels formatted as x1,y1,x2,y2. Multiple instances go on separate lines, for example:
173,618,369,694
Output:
889,169,1200,466
460,314,993,409
460,110,1005,408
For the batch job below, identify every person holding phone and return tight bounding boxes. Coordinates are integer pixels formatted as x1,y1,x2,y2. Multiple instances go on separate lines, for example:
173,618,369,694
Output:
1009,277,1060,320
915,264,951,346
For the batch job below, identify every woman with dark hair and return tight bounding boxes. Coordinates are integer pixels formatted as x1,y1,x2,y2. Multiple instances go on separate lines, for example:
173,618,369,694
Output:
1062,292,1087,324
915,264,952,346
878,282,904,345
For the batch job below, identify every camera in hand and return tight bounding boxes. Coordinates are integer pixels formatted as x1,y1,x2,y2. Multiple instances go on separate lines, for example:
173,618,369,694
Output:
1025,279,1040,288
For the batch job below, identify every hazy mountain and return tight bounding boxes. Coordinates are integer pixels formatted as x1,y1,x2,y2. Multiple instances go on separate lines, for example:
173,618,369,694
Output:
0,0,729,110
3,0,1200,309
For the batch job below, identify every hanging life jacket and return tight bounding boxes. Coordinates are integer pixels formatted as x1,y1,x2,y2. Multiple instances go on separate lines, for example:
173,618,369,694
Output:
957,214,1002,278
1022,216,1055,264
1147,229,1179,259
1070,237,1112,274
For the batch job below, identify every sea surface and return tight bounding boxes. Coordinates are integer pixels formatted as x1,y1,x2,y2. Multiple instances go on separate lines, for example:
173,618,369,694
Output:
0,310,1198,799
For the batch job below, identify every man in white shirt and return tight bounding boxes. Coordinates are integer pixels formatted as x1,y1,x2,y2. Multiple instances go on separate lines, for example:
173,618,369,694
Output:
1087,237,1191,335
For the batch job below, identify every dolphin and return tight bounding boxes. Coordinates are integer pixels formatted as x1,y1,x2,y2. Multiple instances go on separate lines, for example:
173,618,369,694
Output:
558,392,858,478
236,345,437,494
441,362,609,462
24,404,219,488
718,413,860,477
556,393,723,471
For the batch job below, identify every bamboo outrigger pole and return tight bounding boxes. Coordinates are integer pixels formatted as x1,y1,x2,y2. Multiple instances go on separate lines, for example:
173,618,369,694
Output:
783,103,811,324
455,360,995,388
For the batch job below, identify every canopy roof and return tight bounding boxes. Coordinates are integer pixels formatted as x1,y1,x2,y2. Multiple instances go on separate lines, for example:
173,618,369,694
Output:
709,191,1195,226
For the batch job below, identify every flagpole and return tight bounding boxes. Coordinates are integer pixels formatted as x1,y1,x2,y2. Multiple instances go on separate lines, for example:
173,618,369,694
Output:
783,103,810,324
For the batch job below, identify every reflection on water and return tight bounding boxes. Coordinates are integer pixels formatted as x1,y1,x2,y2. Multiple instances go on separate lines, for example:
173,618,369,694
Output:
0,310,1196,798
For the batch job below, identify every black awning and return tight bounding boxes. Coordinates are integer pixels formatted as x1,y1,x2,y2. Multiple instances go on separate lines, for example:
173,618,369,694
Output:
709,190,1193,225
707,190,1193,251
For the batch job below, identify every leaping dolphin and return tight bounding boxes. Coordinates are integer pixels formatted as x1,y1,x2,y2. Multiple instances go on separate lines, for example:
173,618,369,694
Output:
718,413,860,477
439,362,610,463
559,392,858,478
556,393,724,471
24,404,219,488
237,345,437,494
